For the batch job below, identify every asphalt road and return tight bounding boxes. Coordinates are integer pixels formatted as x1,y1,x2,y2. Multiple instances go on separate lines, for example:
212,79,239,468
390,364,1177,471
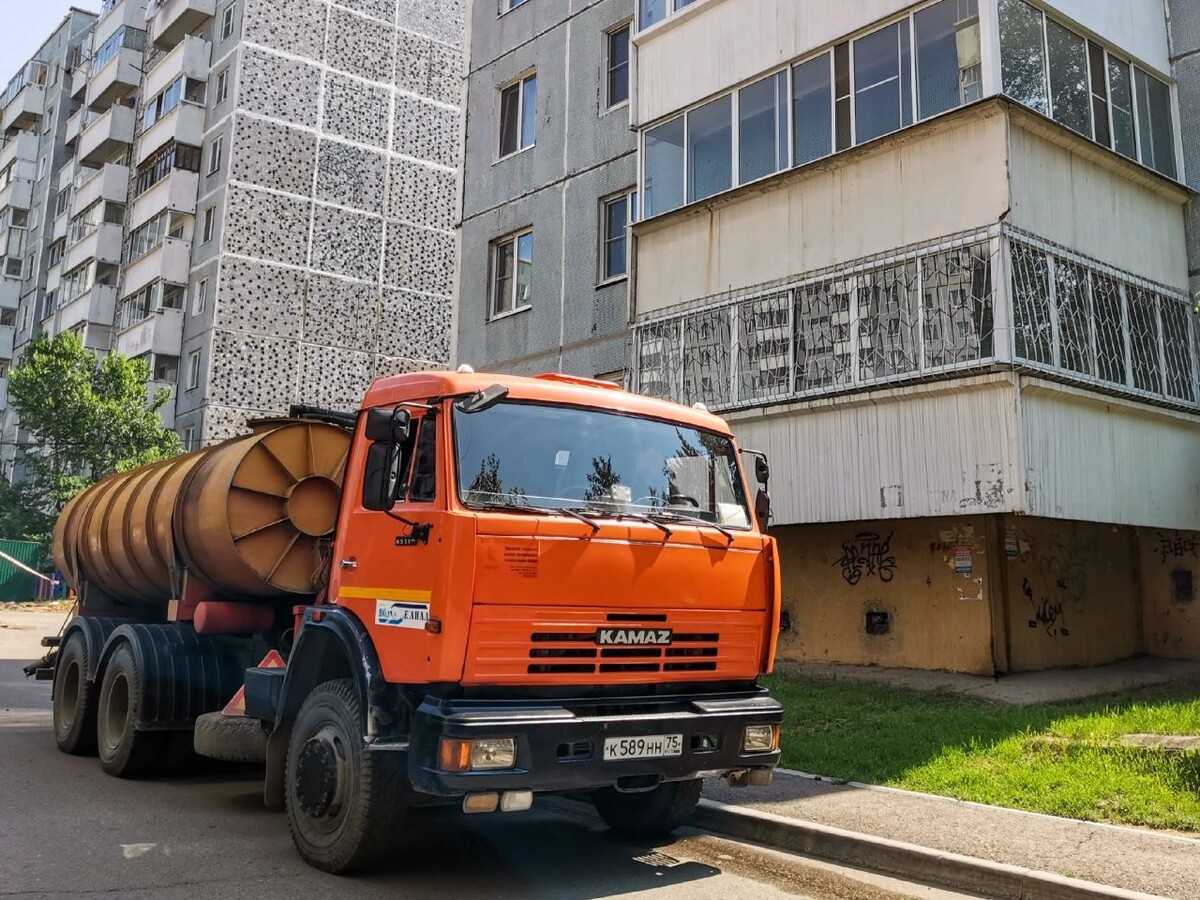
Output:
0,609,977,900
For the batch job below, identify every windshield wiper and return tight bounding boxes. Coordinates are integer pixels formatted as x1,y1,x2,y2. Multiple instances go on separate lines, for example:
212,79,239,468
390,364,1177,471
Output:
645,510,735,544
473,500,601,535
571,508,673,539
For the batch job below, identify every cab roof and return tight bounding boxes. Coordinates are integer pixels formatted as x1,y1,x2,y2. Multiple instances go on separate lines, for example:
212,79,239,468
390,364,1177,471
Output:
362,371,733,435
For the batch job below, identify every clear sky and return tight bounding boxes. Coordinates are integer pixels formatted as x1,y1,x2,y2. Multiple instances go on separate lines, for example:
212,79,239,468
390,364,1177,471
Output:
0,0,99,84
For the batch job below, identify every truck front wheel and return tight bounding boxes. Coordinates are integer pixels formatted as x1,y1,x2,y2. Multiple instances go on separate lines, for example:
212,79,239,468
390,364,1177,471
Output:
591,778,703,836
285,679,406,874
53,632,97,756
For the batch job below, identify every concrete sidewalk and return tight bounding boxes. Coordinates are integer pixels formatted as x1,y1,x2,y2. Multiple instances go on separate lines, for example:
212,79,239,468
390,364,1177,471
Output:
702,770,1198,899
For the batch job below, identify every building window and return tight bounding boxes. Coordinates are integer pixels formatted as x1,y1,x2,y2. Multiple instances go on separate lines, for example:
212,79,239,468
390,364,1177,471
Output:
153,353,179,383
644,116,685,218
182,425,195,450
193,277,208,315
221,4,235,40
54,187,71,218
187,349,201,390
638,0,699,31
600,189,636,282
207,136,223,175
687,95,731,202
605,24,630,109
490,229,532,318
501,0,529,12
914,0,981,120
0,309,14,327
1135,69,1177,179
498,73,537,158
215,69,229,105
201,207,215,243
738,71,787,184
854,20,914,144
999,0,1178,178
639,0,983,218
47,239,64,268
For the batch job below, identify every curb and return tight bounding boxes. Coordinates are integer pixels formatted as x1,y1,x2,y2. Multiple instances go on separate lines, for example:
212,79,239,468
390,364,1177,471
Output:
692,799,1171,900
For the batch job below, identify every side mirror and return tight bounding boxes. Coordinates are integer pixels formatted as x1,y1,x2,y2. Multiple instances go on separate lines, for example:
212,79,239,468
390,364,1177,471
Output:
365,406,411,443
755,456,770,487
755,489,771,533
456,383,509,414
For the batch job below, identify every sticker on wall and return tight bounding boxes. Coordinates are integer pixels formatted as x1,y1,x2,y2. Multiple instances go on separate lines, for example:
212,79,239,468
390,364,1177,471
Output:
953,543,973,575
1005,527,1020,560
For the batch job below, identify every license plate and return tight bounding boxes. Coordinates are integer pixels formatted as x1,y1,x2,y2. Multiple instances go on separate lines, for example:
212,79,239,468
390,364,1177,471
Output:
603,734,683,761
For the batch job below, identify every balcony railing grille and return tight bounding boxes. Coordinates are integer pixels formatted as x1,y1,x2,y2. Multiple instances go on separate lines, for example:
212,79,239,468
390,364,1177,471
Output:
631,225,1200,413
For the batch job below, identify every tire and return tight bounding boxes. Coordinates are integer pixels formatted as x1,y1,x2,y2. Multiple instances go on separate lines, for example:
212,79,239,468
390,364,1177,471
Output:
194,712,268,764
52,632,98,756
96,642,169,778
591,778,703,836
284,679,406,874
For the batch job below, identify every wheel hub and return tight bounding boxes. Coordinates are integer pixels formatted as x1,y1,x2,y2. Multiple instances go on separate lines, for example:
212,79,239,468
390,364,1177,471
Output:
296,731,344,818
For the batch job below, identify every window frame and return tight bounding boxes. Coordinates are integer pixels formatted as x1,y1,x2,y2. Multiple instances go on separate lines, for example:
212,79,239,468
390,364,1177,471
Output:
215,68,229,105
201,207,215,244
599,187,637,285
220,4,235,40
193,276,208,315
186,348,201,390
207,135,223,176
182,425,195,450
604,21,632,112
499,0,529,14
489,227,533,320
497,71,537,160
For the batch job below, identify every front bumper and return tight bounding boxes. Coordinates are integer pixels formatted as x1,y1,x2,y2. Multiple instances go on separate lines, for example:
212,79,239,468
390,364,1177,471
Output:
406,688,782,796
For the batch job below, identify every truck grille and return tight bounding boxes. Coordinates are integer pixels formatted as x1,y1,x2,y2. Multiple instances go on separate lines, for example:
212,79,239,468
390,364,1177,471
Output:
464,606,763,685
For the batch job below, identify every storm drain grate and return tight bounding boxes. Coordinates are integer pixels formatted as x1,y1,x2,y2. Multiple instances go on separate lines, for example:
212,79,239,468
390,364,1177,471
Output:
633,851,684,868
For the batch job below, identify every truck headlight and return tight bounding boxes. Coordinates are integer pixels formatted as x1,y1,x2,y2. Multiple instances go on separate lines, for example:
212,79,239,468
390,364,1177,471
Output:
742,724,779,753
439,737,517,771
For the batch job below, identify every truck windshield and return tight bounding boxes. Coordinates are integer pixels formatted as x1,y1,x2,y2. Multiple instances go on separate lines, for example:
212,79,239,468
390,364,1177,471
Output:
453,401,752,528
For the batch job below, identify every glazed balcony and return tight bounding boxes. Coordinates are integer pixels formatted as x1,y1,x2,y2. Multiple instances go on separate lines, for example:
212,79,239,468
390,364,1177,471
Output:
0,275,18,308
149,0,216,51
65,222,123,271
115,305,184,358
86,45,143,112
74,162,130,212
0,131,37,170
2,84,44,133
137,102,204,164
78,104,135,167
58,283,117,334
130,168,197,229
145,35,210,101
0,175,33,213
0,324,14,360
124,236,191,295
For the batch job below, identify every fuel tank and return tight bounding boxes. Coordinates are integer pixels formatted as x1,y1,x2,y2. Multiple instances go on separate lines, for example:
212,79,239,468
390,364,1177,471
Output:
52,420,351,606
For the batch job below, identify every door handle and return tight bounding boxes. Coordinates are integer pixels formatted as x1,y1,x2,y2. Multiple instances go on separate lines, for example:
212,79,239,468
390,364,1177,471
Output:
339,558,358,569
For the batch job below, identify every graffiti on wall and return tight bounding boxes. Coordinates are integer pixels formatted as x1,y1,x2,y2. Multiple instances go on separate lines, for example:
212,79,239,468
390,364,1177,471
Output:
1155,532,1200,564
835,532,896,585
1024,528,1093,638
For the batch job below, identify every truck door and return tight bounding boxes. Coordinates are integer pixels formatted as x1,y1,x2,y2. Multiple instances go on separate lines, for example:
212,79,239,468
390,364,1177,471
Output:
332,409,450,684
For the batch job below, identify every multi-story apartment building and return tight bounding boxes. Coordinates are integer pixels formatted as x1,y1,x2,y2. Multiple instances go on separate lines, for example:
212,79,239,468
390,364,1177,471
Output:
456,0,637,381
0,8,98,461
625,0,1200,674
0,0,463,461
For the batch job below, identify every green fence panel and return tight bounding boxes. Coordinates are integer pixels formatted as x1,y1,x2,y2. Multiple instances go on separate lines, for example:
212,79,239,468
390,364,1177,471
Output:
0,539,43,602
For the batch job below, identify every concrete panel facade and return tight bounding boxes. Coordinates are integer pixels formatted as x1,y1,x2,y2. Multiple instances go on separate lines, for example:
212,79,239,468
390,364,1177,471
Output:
456,0,637,380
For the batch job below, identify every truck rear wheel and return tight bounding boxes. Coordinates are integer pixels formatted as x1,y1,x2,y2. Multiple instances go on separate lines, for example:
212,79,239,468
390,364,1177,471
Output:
285,679,406,874
53,632,97,756
96,643,168,778
591,778,703,836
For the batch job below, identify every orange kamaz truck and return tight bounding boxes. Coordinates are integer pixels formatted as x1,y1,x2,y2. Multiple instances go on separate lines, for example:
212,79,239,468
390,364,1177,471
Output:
39,371,782,873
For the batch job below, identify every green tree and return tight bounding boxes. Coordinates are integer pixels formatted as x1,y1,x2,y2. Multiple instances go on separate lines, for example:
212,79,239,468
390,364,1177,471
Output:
1,332,181,547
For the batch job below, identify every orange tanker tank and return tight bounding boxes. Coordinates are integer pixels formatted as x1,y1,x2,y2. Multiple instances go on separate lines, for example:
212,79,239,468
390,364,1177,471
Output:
52,420,352,606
